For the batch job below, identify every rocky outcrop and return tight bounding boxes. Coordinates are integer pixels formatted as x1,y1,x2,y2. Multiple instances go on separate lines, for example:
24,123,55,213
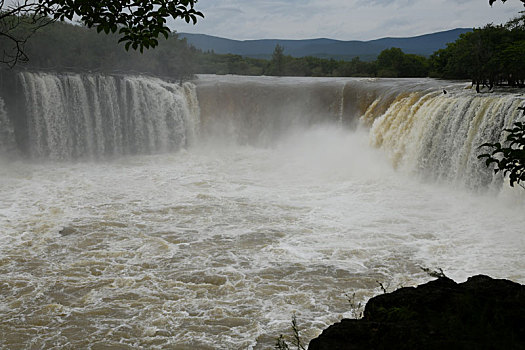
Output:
309,275,525,350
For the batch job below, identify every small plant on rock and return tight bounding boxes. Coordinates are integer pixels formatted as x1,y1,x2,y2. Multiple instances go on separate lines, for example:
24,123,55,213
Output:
275,314,306,350
344,291,364,319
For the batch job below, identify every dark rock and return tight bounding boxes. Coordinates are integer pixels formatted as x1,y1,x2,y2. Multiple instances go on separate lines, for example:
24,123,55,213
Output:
309,275,525,350
59,226,77,236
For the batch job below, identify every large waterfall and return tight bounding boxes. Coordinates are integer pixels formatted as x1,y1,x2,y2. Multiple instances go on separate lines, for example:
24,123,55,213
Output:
3,72,523,188
194,75,524,189
0,73,524,349
5,72,200,159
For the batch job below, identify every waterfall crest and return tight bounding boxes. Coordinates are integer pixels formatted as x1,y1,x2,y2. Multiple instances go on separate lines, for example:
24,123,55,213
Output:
15,72,200,159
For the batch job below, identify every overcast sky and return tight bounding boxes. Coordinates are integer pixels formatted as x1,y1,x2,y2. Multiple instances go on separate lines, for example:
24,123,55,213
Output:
171,0,524,41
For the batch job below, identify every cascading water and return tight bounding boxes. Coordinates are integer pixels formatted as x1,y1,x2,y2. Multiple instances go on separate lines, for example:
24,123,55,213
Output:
0,97,15,154
0,74,523,349
369,89,524,189
195,76,524,191
14,72,200,159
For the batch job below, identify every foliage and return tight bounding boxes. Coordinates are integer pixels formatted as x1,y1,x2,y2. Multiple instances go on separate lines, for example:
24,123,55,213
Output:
38,0,203,52
344,291,364,319
376,47,429,77
275,335,289,350
489,0,525,6
194,51,266,75
275,314,306,350
191,45,429,78
376,281,389,294
0,5,51,66
474,1,525,191
3,19,198,81
268,44,285,76
478,113,525,188
2,13,435,78
0,0,203,66
430,14,525,87
8,0,524,80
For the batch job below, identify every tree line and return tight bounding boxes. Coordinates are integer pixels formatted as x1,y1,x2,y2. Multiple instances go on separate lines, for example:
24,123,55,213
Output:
1,12,523,85
193,45,427,78
430,16,525,90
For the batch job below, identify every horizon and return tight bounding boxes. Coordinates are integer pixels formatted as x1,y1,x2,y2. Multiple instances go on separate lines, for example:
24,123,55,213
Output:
170,0,523,41
177,27,472,42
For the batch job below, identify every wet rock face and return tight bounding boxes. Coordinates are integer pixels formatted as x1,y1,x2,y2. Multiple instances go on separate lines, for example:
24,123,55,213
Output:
309,275,525,350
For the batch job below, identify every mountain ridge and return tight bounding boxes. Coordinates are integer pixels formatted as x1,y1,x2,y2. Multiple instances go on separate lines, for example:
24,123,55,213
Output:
179,28,471,61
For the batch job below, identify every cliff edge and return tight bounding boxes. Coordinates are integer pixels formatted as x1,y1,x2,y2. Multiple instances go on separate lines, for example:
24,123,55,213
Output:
309,275,525,350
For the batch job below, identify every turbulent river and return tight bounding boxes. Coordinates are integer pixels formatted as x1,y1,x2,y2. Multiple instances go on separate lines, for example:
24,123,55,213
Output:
0,73,524,349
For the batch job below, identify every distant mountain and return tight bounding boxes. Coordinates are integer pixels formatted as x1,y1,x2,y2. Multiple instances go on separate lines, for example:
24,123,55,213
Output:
179,28,471,61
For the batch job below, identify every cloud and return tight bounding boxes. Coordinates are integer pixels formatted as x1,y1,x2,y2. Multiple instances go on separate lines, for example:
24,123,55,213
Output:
171,0,524,40
356,0,417,8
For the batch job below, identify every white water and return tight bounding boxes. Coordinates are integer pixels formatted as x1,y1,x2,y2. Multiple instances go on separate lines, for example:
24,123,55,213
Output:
369,88,524,189
18,72,199,159
0,75,524,349
0,97,15,153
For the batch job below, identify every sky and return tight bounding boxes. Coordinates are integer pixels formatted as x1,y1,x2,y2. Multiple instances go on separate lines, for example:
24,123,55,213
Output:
171,0,524,41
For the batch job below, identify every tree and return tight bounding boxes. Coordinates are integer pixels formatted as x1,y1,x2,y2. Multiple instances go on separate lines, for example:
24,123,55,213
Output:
377,47,404,77
0,1,51,66
376,47,429,77
478,0,525,189
478,114,525,188
0,0,203,67
429,20,524,87
268,44,285,76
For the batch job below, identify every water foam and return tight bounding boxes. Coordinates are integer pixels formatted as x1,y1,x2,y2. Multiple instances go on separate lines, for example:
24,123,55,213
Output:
0,127,523,348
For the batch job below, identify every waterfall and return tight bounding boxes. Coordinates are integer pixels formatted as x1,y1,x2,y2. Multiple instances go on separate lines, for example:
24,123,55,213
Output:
2,73,524,190
369,89,524,189
338,83,345,126
194,76,524,190
0,97,16,154
15,72,200,160
195,77,346,145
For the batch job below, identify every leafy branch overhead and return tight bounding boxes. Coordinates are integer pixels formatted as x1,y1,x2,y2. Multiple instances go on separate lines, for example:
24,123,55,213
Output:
489,0,525,6
37,0,204,52
478,109,525,188
0,0,203,66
